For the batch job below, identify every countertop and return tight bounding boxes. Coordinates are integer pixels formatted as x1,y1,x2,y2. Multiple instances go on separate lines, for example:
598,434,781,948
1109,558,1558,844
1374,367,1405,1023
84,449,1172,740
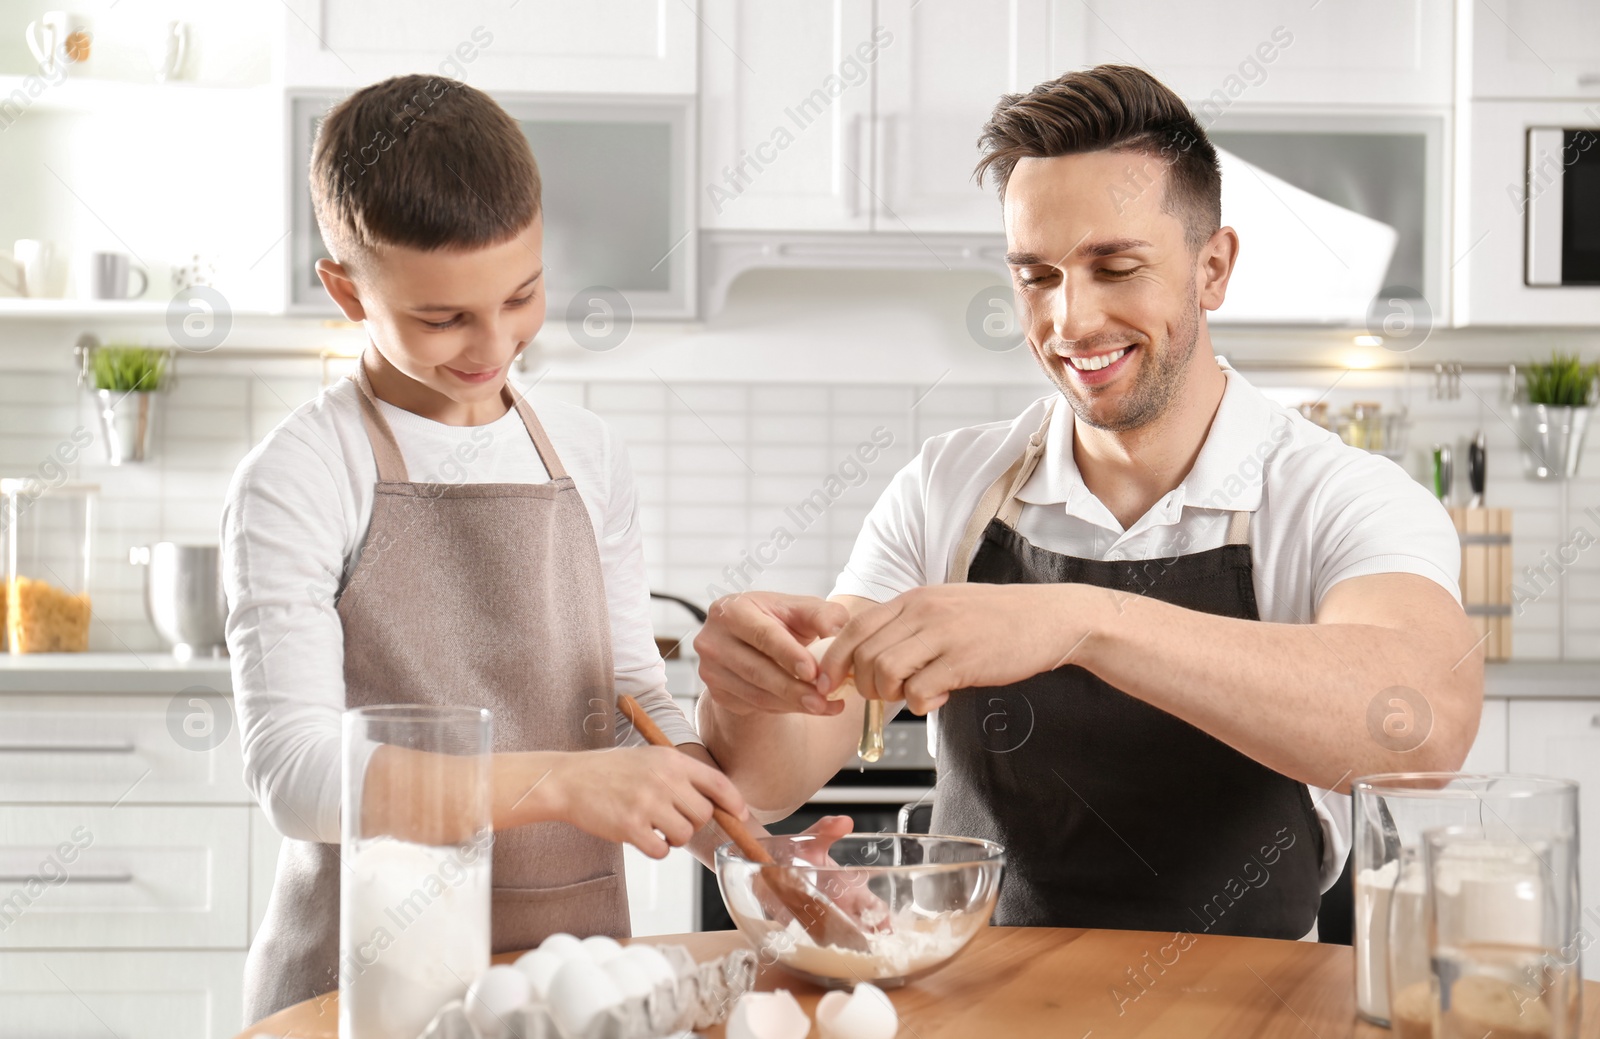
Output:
237,926,1600,1039
1,653,1596,698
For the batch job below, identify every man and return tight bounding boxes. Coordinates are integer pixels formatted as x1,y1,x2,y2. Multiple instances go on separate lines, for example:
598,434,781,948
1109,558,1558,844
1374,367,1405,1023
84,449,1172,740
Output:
694,65,1482,941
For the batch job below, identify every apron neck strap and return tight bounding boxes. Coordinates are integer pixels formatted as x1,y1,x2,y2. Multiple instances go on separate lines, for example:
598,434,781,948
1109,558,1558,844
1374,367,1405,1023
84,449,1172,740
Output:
349,358,571,483
950,398,1254,581
351,362,411,482
952,400,1054,583
1224,508,1250,545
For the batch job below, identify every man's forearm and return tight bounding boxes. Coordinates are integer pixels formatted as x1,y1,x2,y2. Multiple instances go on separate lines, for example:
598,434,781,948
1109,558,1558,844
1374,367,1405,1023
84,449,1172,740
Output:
695,694,850,821
1073,580,1482,792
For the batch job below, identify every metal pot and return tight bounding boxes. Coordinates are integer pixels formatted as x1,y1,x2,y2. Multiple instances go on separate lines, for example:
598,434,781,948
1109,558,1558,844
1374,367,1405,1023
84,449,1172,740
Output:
129,543,226,660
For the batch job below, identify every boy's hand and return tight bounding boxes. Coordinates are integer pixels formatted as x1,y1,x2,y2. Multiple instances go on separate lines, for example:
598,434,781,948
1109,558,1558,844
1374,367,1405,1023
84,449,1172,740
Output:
551,746,747,859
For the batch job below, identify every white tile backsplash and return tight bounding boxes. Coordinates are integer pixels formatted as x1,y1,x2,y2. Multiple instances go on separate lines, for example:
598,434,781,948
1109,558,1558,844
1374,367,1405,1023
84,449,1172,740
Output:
2,354,1597,661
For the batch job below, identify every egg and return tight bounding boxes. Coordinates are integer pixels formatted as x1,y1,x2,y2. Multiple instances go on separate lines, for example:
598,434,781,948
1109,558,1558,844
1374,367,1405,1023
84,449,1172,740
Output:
463,965,531,1039
727,990,811,1039
537,932,585,961
816,982,898,1039
615,944,677,990
511,948,565,1000
602,955,653,1001
808,637,857,701
546,957,624,1038
579,934,624,965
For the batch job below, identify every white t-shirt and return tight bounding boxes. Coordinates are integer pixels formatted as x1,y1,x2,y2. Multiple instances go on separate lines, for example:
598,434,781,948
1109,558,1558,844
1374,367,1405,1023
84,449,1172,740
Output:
223,375,698,846
832,359,1462,897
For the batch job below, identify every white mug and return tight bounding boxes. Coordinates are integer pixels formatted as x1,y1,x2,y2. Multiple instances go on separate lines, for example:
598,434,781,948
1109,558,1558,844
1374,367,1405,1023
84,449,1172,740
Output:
84,251,149,300
0,240,56,298
25,12,92,77
148,20,187,84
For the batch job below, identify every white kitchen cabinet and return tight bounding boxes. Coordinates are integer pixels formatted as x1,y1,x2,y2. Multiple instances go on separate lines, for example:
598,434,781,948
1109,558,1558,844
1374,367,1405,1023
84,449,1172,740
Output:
0,694,251,804
0,805,249,950
698,0,879,231
0,950,245,1039
623,844,699,937
700,0,1055,234
1506,699,1600,981
280,0,698,93
1468,0,1600,100
1455,100,1600,326
1463,697,1509,772
1049,0,1453,108
871,0,1051,233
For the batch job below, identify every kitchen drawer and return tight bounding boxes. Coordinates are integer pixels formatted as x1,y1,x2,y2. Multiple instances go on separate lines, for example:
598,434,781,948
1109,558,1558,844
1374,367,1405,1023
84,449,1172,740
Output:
0,805,249,949
0,695,250,804
623,844,698,937
0,949,245,1039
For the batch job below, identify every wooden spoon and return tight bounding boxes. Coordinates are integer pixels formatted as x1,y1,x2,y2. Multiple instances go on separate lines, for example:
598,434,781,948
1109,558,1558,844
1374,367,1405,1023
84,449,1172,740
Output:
617,694,874,953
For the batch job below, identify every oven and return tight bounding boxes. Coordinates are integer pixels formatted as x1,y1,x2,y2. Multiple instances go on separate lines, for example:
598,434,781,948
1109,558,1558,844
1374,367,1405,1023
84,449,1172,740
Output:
697,716,935,932
1526,127,1600,286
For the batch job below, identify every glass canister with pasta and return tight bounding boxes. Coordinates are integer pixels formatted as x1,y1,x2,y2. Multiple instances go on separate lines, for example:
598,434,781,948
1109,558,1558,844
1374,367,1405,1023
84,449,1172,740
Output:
2,480,97,653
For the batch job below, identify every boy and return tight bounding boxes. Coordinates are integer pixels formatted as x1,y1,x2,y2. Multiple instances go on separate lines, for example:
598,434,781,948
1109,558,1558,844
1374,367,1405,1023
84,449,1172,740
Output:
224,75,751,1023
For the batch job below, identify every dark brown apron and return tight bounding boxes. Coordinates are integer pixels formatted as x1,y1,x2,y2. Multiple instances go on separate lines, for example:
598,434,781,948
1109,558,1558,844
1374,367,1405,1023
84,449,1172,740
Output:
242,361,629,1024
930,401,1324,938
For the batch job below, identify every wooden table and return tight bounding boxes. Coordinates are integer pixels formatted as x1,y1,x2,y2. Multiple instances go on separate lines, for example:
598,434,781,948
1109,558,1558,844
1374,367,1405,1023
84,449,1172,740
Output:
239,926,1600,1038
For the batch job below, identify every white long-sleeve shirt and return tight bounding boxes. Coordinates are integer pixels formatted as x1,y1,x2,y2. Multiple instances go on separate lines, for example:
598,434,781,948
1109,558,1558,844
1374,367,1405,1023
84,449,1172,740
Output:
222,374,697,845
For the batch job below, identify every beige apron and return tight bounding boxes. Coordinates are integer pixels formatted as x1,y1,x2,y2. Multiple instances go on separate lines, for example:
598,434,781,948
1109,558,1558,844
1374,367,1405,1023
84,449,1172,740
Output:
241,363,629,1024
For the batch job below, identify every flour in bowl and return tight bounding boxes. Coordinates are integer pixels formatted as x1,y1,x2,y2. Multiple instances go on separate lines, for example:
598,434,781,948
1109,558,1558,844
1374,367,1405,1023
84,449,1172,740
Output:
762,907,970,980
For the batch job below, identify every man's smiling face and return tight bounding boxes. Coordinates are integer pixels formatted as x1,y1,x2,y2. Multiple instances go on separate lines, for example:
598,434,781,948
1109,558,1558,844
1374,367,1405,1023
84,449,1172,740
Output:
1004,150,1220,433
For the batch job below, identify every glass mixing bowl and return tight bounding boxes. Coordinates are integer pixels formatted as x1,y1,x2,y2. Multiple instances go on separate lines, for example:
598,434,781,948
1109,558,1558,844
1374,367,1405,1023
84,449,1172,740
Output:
714,833,1005,989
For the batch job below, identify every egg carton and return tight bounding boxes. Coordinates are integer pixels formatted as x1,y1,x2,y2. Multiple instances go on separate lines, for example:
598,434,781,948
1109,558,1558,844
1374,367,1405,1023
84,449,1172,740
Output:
419,945,757,1039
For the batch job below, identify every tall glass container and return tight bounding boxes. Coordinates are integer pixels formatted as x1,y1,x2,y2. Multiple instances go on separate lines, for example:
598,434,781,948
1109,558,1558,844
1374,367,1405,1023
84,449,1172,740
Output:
341,705,493,1039
2,480,96,653
1352,773,1579,1028
1425,823,1581,1039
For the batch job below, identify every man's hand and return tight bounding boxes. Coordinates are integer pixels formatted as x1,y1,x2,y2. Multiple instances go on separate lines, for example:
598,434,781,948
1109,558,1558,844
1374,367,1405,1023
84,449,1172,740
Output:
817,583,1097,715
696,591,850,716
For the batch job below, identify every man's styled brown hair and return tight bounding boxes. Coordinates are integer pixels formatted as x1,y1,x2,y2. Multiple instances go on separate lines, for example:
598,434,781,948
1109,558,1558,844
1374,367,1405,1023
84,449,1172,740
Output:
309,74,540,271
975,65,1221,250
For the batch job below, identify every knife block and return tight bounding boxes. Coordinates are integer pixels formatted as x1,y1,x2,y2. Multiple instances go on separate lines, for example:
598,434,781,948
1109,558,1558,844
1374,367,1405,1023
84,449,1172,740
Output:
1446,508,1512,661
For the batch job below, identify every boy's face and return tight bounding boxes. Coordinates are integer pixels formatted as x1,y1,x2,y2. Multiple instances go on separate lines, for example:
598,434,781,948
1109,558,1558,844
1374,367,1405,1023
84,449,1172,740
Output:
317,216,545,411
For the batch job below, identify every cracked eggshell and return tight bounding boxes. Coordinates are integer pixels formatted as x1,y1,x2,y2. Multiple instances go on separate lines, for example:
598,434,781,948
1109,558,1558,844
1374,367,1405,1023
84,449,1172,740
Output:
511,948,565,1001
464,965,531,1039
808,637,856,701
727,990,811,1039
817,982,898,1039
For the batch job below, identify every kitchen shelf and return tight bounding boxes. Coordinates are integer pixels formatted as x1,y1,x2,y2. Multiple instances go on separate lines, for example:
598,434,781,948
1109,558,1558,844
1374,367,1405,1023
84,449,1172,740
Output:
0,76,273,116
0,299,279,319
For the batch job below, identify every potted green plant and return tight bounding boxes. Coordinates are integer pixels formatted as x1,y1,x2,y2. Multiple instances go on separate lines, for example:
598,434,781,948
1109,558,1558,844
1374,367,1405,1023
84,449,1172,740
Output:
90,345,169,465
1512,351,1598,480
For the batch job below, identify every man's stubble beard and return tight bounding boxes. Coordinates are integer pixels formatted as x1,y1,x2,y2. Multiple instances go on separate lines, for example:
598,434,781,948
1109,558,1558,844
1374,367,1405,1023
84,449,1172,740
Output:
1047,292,1203,434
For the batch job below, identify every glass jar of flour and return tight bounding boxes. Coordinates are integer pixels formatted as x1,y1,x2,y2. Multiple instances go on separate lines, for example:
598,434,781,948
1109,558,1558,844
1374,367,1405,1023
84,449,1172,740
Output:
341,705,493,1039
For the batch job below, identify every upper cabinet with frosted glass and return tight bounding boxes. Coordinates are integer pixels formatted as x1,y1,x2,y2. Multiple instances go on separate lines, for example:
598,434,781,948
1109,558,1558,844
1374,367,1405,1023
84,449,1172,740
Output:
279,0,697,94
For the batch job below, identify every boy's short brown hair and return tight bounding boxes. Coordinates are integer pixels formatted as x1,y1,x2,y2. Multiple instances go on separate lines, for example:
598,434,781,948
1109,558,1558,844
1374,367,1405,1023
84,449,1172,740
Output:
975,64,1221,250
309,74,540,272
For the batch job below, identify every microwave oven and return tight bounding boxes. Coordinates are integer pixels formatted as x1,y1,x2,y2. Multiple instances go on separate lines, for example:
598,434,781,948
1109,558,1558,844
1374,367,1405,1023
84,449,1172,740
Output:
288,90,696,318
1525,127,1600,287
